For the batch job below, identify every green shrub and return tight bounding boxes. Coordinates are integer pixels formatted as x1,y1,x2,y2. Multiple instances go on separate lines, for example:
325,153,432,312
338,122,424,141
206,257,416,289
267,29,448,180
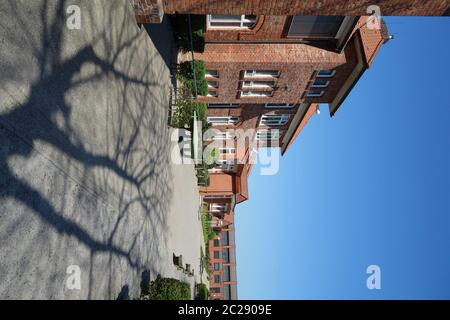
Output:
195,283,209,300
197,166,210,186
201,212,216,245
142,276,191,300
203,147,219,168
178,60,208,97
172,89,208,130
171,14,206,53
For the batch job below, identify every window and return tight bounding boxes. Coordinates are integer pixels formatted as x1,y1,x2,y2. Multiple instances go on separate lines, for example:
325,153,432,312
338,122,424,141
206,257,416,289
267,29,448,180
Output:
220,232,229,246
241,90,273,97
317,69,336,77
203,195,232,200
207,91,218,97
257,130,280,140
210,288,221,293
213,251,220,259
219,147,235,155
213,239,220,247
260,114,289,126
207,116,240,125
207,80,218,88
209,203,227,212
287,16,346,38
215,160,236,172
311,78,330,87
214,263,221,271
222,249,230,262
214,275,221,283
205,70,219,78
208,103,239,108
208,15,257,29
265,103,295,108
244,70,280,78
306,90,324,97
211,131,233,140
242,80,275,88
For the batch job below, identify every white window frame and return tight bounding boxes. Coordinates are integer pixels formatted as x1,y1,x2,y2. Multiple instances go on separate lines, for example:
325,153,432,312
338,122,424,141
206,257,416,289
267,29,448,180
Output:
207,80,218,88
244,70,280,78
265,103,295,108
211,159,236,172
207,116,240,125
256,130,280,140
242,80,275,89
260,114,289,126
205,70,219,78
311,79,330,88
219,147,235,155
212,131,233,140
241,90,273,98
209,203,227,212
207,15,257,29
207,92,218,97
306,90,324,97
317,69,336,77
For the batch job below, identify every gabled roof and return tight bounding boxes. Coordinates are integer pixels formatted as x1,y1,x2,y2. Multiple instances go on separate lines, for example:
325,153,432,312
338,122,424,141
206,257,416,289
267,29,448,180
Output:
329,17,389,117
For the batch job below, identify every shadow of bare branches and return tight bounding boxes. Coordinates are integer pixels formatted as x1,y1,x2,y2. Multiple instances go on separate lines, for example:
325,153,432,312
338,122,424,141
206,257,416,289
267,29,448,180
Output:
0,0,177,299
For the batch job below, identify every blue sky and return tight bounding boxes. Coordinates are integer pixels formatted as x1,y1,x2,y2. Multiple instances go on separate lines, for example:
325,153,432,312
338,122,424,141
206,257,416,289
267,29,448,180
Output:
235,17,450,299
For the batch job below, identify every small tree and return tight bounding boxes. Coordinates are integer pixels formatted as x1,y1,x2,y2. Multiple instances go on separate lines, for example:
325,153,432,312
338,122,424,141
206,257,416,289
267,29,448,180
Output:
203,146,219,169
171,87,209,130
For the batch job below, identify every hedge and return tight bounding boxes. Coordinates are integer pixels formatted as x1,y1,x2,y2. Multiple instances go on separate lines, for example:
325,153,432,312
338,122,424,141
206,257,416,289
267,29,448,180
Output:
196,165,210,187
142,276,191,300
177,60,208,97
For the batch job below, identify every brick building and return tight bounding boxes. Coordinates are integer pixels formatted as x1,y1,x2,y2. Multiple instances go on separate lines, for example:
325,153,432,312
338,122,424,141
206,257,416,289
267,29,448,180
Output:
133,0,449,23
188,13,392,299
129,0,447,300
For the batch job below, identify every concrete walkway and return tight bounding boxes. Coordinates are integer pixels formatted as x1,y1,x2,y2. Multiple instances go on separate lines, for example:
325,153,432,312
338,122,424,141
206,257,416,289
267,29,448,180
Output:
0,0,204,299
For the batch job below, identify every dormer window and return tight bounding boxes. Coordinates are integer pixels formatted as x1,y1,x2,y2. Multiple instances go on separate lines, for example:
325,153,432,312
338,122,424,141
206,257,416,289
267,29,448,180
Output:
311,79,330,87
317,69,336,77
287,16,348,39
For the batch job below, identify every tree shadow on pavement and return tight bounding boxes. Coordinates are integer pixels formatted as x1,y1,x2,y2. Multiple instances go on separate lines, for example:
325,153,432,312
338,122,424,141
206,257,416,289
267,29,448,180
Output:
0,0,175,299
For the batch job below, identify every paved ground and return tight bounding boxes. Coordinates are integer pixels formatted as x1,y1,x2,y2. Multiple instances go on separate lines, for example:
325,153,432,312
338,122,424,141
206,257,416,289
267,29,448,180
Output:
0,0,205,299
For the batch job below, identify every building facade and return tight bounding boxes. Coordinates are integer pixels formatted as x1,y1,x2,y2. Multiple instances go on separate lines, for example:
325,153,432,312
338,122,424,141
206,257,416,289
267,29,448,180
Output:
133,0,449,23
190,14,391,299
129,0,433,300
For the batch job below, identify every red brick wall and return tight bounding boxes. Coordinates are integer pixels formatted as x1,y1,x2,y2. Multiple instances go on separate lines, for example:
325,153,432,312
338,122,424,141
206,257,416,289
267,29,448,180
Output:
162,0,449,16
195,42,349,105
132,0,163,23
204,16,290,42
